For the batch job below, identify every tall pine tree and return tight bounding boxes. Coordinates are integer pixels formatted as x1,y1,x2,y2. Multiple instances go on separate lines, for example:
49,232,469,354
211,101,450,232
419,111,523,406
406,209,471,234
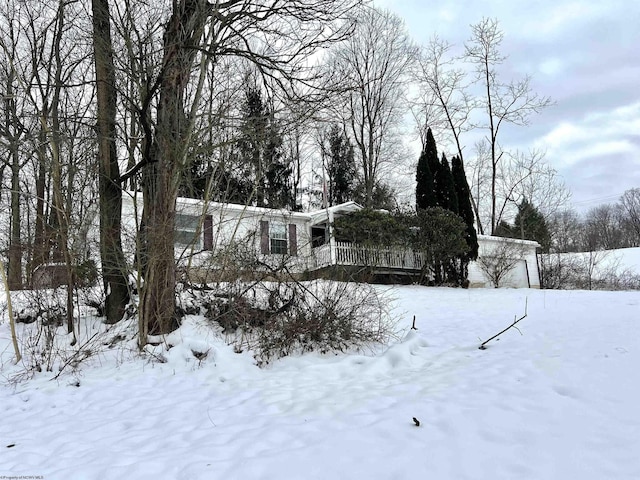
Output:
513,198,551,252
326,124,356,206
435,154,458,214
416,149,436,209
425,128,441,200
452,155,479,261
235,82,293,208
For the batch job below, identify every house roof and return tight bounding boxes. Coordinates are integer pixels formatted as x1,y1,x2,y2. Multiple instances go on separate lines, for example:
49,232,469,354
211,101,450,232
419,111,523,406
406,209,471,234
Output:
123,191,313,220
478,234,541,249
308,201,363,225
123,192,366,225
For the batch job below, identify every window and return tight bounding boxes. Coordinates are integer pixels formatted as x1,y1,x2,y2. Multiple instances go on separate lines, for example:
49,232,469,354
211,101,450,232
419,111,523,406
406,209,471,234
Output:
260,220,297,256
270,223,288,254
175,214,201,249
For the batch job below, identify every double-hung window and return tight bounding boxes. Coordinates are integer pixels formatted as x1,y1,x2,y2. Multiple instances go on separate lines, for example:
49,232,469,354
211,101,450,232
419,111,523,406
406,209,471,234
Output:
269,223,288,254
260,220,297,256
175,214,202,249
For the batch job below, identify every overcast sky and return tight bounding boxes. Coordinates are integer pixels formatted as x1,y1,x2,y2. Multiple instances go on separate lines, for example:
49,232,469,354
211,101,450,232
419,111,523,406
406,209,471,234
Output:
374,0,640,212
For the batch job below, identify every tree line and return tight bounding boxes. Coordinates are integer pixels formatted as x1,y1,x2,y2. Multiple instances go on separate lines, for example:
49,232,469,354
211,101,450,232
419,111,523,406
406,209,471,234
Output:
547,189,640,253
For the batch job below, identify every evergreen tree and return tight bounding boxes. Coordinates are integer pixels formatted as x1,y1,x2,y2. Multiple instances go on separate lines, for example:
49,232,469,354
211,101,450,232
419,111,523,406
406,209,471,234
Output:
264,117,294,209
326,124,356,206
424,127,441,201
435,154,458,213
334,208,410,247
235,82,293,208
513,198,551,252
239,84,270,205
452,155,479,261
493,220,514,238
415,148,436,209
179,154,212,199
353,180,396,211
412,207,469,285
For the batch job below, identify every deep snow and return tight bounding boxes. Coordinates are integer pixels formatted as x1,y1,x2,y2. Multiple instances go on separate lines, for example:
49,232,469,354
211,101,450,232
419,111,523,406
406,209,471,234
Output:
1,286,639,480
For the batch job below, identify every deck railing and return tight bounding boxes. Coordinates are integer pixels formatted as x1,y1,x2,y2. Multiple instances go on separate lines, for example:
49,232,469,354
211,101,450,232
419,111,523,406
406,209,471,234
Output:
312,241,424,271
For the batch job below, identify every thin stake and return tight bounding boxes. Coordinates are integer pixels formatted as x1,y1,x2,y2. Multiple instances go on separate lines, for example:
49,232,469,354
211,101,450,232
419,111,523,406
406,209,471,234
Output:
479,298,528,350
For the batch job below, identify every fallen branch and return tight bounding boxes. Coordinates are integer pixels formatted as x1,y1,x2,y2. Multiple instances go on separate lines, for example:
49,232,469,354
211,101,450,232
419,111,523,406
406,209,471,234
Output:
479,298,528,350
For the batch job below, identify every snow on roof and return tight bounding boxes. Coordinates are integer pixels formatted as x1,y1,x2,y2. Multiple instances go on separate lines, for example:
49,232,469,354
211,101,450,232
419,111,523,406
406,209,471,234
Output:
308,201,363,225
478,234,541,249
123,191,313,220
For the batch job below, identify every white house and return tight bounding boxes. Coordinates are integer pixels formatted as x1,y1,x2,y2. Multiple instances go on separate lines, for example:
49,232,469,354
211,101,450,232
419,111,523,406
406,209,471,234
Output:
121,193,540,288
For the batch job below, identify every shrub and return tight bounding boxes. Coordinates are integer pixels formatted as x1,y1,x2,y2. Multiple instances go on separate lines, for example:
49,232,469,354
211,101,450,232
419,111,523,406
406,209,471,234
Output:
200,280,395,365
411,207,470,285
333,209,410,247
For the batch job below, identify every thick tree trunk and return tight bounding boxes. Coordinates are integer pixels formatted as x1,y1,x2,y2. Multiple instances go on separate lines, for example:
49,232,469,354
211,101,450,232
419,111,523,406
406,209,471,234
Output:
92,0,130,324
139,0,208,341
140,167,178,337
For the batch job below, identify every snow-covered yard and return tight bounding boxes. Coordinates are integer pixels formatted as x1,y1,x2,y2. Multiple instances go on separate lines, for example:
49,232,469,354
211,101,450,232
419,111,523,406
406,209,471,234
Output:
1,286,639,480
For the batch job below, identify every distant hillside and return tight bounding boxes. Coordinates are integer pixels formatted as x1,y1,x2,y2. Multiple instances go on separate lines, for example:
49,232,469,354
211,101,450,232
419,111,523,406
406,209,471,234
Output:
540,247,640,290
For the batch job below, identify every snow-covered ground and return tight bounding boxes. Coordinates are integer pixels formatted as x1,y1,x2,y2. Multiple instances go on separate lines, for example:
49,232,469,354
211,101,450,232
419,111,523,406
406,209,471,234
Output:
1,286,639,480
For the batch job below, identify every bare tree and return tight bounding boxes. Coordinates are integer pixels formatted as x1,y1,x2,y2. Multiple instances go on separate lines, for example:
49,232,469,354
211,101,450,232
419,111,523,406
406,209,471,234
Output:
548,208,582,253
0,0,99,339
92,0,130,324
0,7,29,290
465,18,552,234
618,188,640,246
477,239,526,288
328,6,416,207
411,36,482,227
582,204,623,251
490,148,570,229
413,21,554,234
413,36,474,173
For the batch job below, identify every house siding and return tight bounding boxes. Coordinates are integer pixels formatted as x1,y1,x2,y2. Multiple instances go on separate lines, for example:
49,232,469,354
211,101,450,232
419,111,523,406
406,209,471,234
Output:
468,235,541,288
118,194,539,288
120,193,312,279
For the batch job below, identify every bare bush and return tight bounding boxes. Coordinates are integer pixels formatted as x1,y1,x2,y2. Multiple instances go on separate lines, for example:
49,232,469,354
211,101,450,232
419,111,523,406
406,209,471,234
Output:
254,281,393,365
1,286,137,384
477,239,527,288
189,279,394,366
539,253,581,290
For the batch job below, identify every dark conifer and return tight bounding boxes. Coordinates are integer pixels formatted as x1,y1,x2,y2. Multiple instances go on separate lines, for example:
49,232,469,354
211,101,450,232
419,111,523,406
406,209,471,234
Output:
234,83,293,208
452,155,479,261
513,198,551,252
435,154,458,213
415,149,436,210
425,128,441,201
326,125,356,206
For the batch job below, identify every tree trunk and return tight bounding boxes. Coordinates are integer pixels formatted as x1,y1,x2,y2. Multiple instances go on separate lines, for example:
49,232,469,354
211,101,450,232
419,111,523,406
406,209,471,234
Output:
5,76,22,290
139,0,208,341
49,0,75,337
92,0,130,324
8,144,22,290
31,122,50,276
